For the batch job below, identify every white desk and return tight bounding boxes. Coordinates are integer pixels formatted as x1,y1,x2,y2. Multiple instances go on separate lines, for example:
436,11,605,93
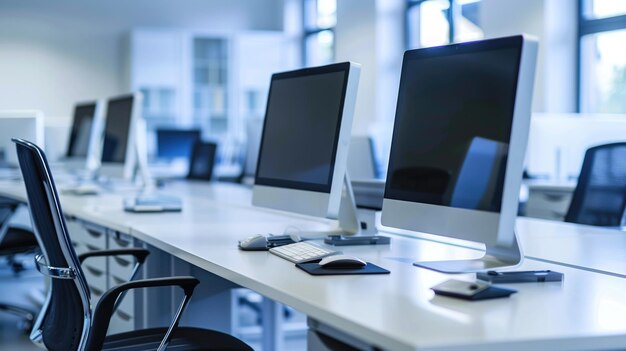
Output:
2,180,626,350
518,217,626,277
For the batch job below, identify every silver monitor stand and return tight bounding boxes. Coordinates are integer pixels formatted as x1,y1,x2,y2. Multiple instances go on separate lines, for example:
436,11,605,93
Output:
322,173,390,246
413,234,522,273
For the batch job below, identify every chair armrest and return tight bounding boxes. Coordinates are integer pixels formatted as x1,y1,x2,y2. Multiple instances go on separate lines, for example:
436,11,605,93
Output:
86,276,199,351
80,248,150,317
78,248,149,265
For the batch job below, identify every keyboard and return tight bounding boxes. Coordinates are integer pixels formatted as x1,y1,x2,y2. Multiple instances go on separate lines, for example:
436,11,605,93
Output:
269,241,340,264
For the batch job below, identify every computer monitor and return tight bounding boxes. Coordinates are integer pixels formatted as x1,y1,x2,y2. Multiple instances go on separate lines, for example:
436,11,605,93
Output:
253,62,362,233
156,128,201,160
99,93,142,180
65,101,104,172
0,110,44,167
242,118,264,182
382,35,538,273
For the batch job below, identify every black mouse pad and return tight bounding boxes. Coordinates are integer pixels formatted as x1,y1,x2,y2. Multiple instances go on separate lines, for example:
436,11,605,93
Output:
296,261,390,275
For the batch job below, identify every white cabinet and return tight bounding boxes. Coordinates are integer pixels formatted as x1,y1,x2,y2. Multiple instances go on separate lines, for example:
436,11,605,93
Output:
130,30,188,128
129,29,297,165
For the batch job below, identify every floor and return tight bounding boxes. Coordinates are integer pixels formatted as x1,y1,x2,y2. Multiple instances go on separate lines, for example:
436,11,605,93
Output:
0,256,307,351
0,255,41,351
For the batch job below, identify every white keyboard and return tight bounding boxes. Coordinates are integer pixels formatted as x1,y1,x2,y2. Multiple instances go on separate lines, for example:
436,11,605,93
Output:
269,242,340,264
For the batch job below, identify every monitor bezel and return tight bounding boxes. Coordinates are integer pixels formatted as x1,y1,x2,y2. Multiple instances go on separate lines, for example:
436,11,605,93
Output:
254,62,353,193
252,62,360,219
65,100,105,172
99,93,142,181
381,35,537,248
66,101,98,158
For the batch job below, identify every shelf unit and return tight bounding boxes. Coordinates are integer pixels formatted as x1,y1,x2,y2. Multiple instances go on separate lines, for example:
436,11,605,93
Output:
129,29,298,166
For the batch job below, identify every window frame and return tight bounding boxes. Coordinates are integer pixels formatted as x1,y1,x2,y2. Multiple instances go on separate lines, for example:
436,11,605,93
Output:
302,0,336,67
577,0,626,112
405,0,458,49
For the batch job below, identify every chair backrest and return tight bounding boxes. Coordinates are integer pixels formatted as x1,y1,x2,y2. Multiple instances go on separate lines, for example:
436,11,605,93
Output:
187,141,217,181
565,142,626,226
13,138,91,351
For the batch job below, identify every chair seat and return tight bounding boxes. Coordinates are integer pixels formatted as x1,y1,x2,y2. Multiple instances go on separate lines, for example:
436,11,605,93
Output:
103,327,253,351
0,227,38,255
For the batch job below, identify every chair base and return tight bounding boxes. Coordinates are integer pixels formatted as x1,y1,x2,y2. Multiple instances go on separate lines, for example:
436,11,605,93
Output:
0,302,35,332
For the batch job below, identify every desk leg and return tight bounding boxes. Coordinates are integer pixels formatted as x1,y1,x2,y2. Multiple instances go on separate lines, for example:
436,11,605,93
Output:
140,245,239,333
179,263,239,332
140,244,174,328
261,298,284,351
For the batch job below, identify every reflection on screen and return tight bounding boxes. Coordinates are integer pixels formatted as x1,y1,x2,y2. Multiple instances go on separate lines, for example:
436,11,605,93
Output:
385,45,521,213
102,97,133,163
67,104,96,158
256,70,347,192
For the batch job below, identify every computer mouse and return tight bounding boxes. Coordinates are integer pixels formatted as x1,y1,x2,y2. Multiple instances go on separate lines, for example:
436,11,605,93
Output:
318,254,366,269
238,234,268,251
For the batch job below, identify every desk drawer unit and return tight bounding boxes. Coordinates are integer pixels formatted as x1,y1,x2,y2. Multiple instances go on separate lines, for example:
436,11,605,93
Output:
81,223,108,248
109,308,134,334
67,217,86,254
83,257,108,304
108,230,138,334
66,219,109,303
526,189,573,221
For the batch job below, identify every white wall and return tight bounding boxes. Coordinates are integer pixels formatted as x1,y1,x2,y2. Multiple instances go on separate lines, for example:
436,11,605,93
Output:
544,0,578,112
335,0,378,135
481,0,546,111
481,0,578,113
334,0,404,133
0,0,284,122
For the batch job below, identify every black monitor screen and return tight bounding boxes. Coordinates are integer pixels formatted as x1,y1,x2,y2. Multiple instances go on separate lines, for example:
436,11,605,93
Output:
102,96,133,163
385,38,522,213
156,129,201,160
255,64,349,193
66,103,96,158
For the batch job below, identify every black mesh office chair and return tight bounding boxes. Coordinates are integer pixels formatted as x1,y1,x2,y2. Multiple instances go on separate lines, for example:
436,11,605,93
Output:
0,198,39,272
187,141,217,181
565,143,626,227
12,138,251,351
0,198,38,329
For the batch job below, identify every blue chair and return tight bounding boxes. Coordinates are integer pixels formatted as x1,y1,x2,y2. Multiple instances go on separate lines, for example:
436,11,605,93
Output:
12,138,251,351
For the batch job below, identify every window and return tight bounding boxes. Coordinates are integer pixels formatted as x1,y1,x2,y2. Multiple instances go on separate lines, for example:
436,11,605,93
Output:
406,0,483,49
579,0,626,113
303,0,336,66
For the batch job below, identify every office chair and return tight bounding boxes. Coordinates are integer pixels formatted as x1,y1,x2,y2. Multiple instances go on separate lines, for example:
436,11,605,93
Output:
187,141,217,181
0,198,38,330
0,198,38,273
12,138,252,351
565,143,626,226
